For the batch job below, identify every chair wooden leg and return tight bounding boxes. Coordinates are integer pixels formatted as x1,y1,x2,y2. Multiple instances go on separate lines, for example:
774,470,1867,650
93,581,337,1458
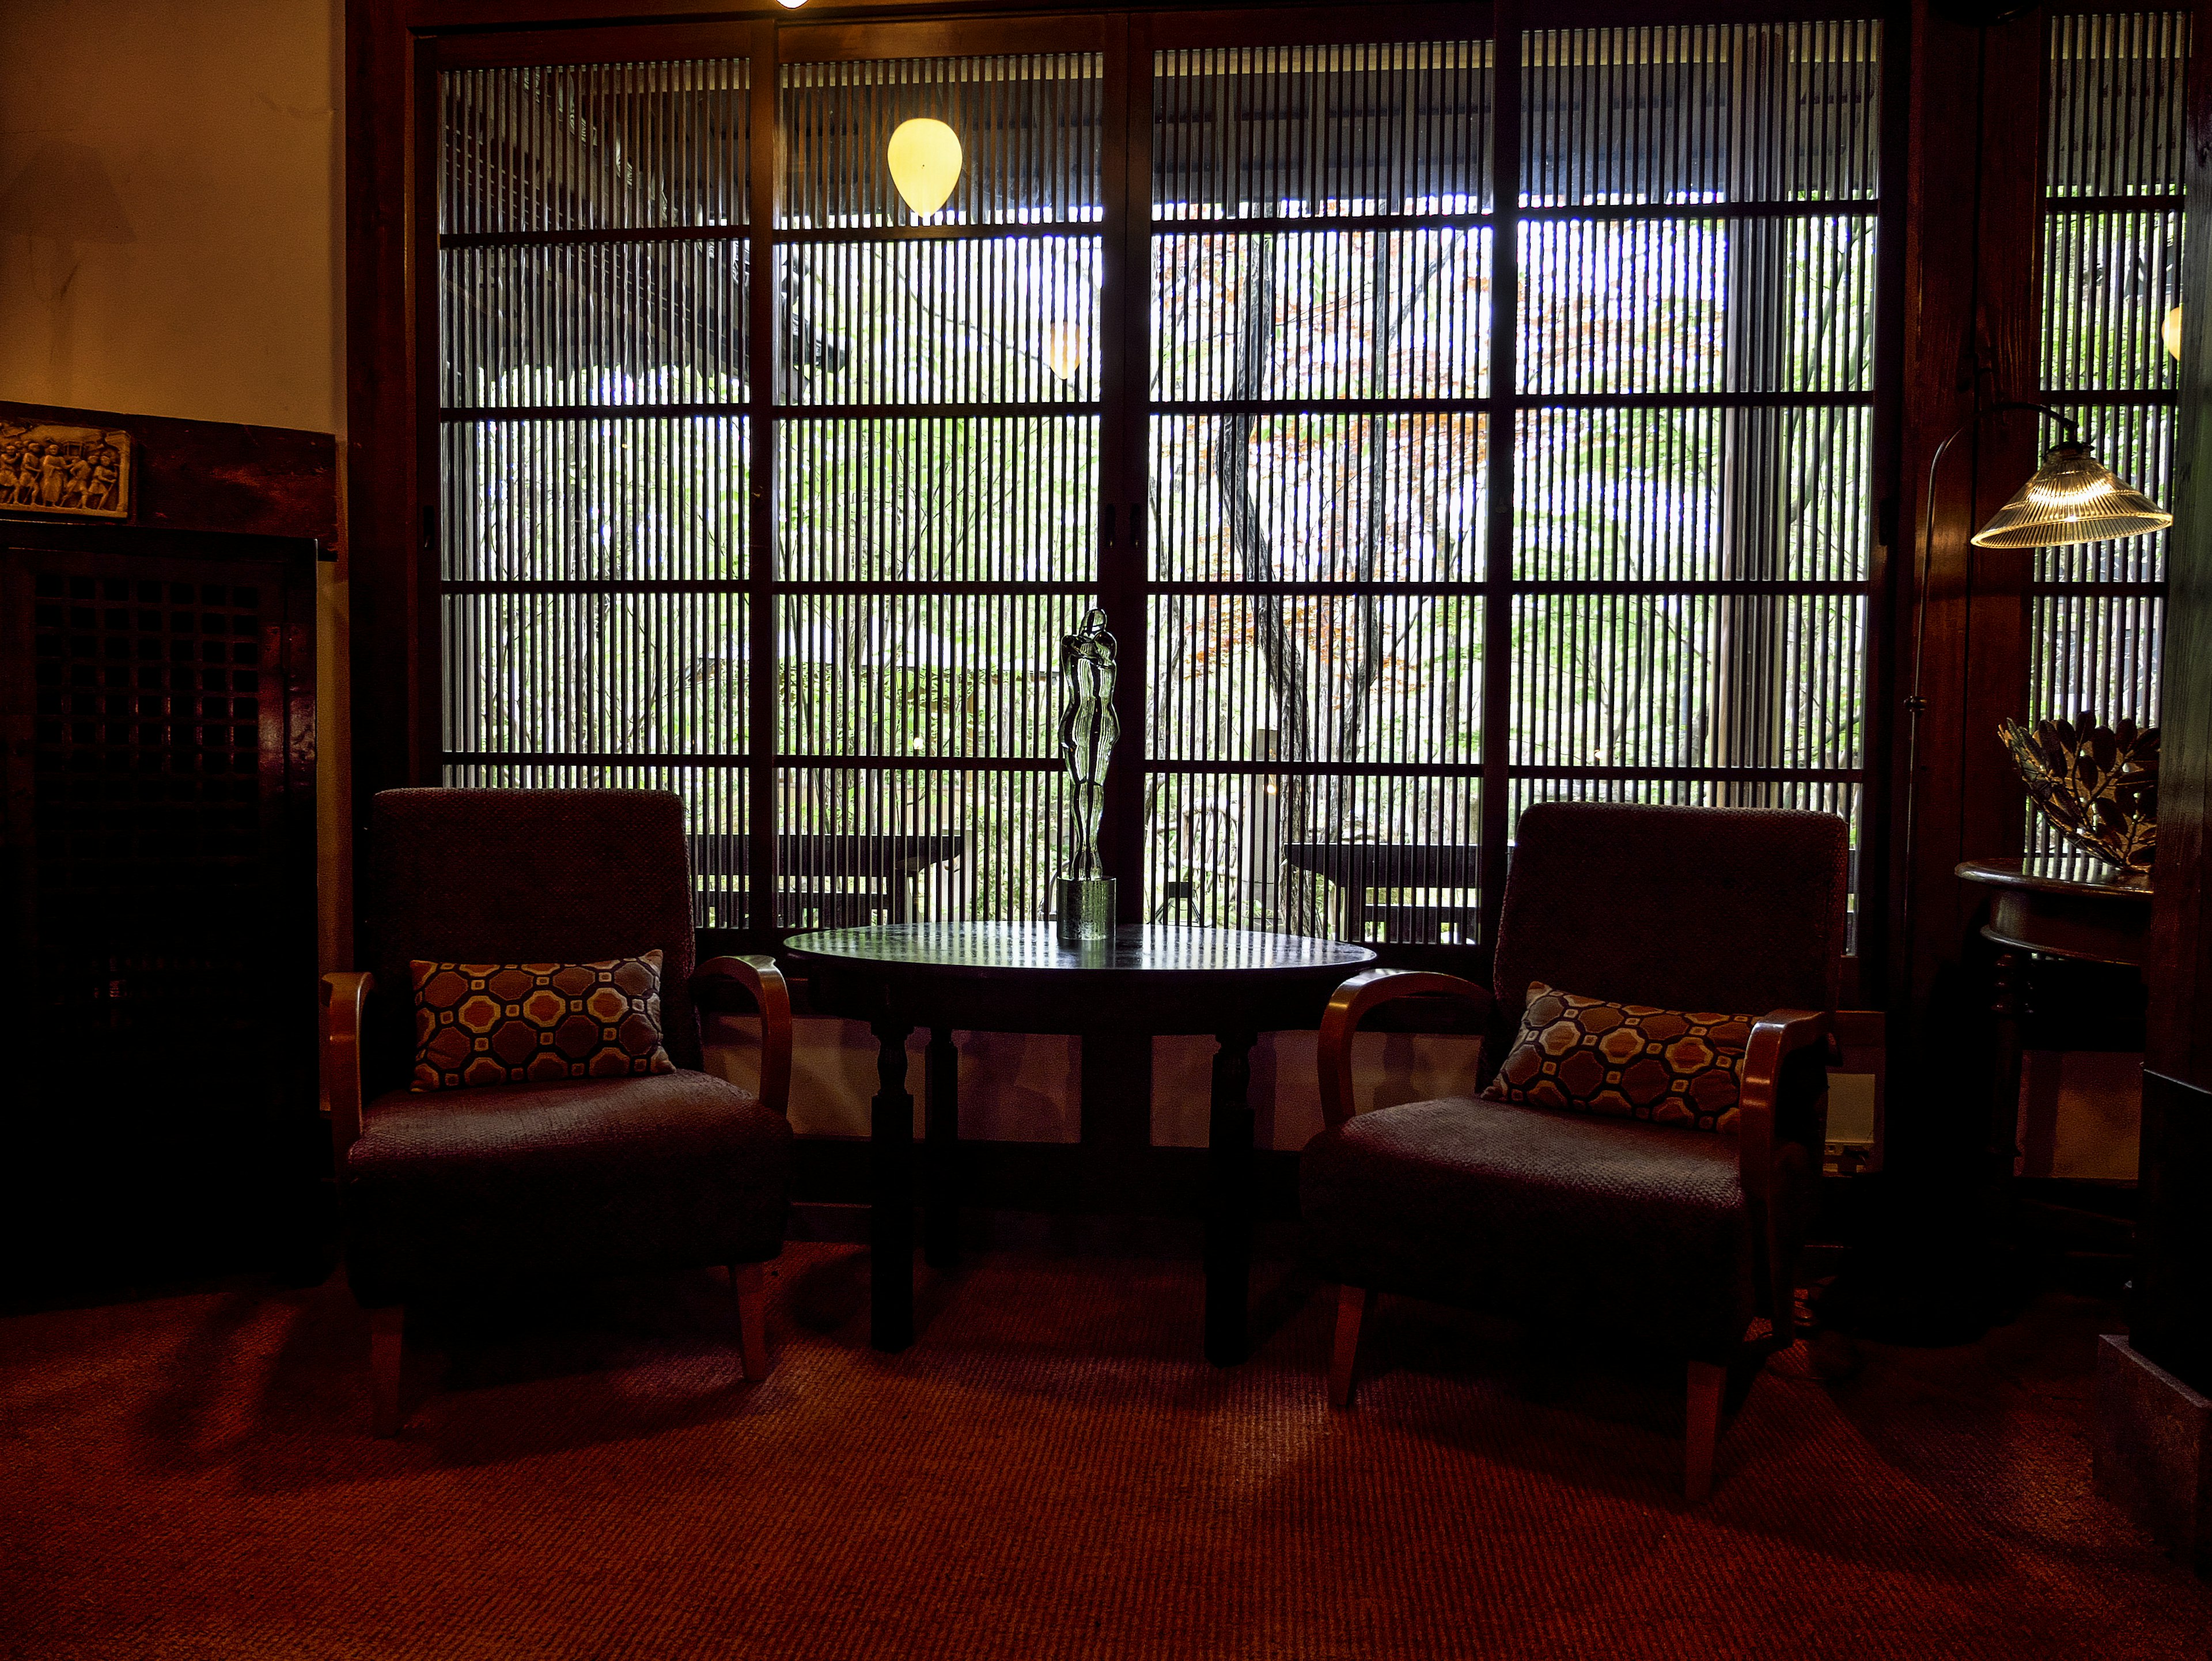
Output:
1684,1359,1726,1503
732,1262,770,1382
370,1306,404,1438
1328,1285,1373,1410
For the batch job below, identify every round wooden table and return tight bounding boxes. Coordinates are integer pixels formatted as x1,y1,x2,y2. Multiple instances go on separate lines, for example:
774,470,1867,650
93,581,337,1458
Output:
1956,856,2152,1219
1956,854,2153,967
785,923,1376,1363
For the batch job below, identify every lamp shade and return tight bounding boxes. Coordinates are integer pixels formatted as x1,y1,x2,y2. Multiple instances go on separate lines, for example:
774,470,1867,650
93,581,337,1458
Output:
1043,321,1086,383
1968,444,2172,548
887,119,963,218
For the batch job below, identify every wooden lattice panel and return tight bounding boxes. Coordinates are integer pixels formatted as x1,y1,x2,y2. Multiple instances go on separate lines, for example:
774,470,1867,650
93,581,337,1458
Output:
0,524,316,1293
26,563,272,1024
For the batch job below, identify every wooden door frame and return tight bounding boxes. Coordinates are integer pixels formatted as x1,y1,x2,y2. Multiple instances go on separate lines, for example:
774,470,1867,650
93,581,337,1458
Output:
2141,1,2212,1391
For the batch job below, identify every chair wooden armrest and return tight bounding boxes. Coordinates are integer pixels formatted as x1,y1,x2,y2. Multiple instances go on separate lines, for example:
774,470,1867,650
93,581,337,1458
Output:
692,955,793,1117
320,971,375,1162
1737,1009,1829,1347
1317,968,1495,1130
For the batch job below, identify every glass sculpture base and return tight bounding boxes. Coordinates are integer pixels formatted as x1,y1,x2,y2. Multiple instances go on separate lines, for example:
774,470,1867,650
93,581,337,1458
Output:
1055,877,1118,944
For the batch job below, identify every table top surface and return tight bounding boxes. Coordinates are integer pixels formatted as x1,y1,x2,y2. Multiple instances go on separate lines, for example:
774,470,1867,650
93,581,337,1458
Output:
1956,854,2154,901
784,922,1376,978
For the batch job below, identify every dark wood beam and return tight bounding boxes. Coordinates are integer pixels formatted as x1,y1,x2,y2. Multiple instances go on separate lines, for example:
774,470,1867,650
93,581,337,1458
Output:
1885,3,2043,1181
346,1,431,826
2138,1,2212,1394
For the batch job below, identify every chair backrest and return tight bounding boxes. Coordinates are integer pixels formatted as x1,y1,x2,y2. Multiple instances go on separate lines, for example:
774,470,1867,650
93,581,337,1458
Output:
1489,802,1849,1034
362,789,702,1091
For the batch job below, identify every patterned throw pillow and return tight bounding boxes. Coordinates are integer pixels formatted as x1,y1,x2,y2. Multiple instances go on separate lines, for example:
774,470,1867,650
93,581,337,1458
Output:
1480,982,1754,1133
409,953,676,1092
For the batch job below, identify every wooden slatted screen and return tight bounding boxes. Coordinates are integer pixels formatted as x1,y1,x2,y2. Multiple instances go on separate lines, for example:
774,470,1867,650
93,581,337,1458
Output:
439,59,756,901
433,13,1890,951
774,50,1103,927
2034,10,2188,852
1509,21,1880,949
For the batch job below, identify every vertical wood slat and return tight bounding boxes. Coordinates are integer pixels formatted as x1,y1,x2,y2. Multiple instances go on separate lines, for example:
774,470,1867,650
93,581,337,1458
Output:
414,44,447,800
1480,2,1520,958
749,21,781,942
1101,13,1151,917
1854,3,1916,999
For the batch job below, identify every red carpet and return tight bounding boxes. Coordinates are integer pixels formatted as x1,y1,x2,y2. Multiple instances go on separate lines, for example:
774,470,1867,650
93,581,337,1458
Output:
3,1243,2209,1659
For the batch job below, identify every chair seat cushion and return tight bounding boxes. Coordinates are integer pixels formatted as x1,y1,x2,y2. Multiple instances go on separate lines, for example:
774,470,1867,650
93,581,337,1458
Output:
1300,1095,1756,1357
344,1069,791,1306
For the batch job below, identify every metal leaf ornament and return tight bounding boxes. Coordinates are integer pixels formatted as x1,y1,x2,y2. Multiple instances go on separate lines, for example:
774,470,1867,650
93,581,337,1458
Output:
1997,713,2159,873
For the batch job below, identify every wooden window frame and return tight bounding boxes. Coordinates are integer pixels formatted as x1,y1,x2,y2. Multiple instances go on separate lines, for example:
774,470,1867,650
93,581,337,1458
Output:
357,0,2132,1037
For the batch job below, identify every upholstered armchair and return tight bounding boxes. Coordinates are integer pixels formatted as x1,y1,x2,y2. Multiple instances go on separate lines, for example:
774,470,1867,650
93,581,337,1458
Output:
320,789,794,1435
1302,802,1846,1499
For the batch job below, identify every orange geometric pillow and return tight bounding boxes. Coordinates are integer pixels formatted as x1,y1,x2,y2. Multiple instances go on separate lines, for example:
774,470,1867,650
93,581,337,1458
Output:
409,953,676,1092
1480,982,1754,1133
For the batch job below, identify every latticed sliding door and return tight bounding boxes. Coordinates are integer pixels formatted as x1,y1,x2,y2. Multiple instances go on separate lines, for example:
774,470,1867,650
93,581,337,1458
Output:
1512,21,1881,946
775,35,1105,926
429,12,1889,952
1145,31,1493,947
438,57,755,920
2033,9,2188,846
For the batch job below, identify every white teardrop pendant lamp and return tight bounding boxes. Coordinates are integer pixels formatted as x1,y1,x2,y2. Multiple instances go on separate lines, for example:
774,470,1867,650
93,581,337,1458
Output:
888,118,963,218
1044,322,1086,383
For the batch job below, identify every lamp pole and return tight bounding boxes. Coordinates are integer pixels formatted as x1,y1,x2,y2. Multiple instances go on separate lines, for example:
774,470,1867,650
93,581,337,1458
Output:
1895,399,2078,995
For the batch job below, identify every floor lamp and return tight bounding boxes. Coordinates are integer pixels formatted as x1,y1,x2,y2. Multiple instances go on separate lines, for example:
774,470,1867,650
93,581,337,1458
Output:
1896,400,2171,985
1843,401,2173,1348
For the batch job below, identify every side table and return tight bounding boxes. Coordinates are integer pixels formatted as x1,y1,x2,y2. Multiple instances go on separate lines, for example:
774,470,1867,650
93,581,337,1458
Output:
784,923,1376,1364
1956,856,2152,1203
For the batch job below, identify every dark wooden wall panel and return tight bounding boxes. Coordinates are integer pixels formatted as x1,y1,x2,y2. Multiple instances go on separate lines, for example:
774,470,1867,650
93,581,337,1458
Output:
2139,2,2212,1392
348,2,431,815
2148,16,2212,1093
0,399,336,551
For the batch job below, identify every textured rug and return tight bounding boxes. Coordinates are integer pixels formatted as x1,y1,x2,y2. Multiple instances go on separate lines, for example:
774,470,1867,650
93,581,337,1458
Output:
2,1243,2209,1660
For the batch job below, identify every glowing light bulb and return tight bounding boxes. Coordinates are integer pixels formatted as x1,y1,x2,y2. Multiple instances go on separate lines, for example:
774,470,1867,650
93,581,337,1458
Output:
2166,305,2185,362
777,1,808,9
1044,322,1086,383
887,118,963,218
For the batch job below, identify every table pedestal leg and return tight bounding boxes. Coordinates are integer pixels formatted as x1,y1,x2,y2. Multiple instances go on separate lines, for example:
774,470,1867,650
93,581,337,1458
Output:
1990,948,2027,1186
925,1026,960,1270
1205,1027,1258,1366
870,1017,915,1352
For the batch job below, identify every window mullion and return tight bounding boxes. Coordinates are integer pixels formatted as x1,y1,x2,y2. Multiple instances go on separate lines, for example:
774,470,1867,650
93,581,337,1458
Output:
1480,7,1522,959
